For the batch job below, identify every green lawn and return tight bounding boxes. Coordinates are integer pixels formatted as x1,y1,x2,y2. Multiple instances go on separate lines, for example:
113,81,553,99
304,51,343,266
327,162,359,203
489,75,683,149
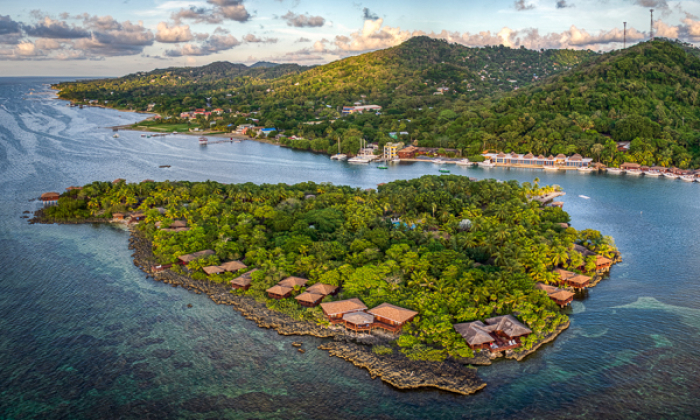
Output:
133,123,192,133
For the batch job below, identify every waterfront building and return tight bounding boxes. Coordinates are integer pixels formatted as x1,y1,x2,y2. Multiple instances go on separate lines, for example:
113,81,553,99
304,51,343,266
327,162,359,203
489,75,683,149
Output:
320,298,367,324
368,303,418,333
295,292,325,308
278,276,308,288
453,315,532,352
383,142,403,160
230,269,257,290
305,283,338,296
203,265,225,275
40,192,60,203
535,283,575,307
266,285,293,300
483,152,593,168
343,312,375,333
553,268,591,289
177,250,215,265
219,260,247,272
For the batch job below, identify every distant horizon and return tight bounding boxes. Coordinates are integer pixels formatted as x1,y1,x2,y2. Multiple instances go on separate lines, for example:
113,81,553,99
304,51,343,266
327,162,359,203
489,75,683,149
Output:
2,1,699,77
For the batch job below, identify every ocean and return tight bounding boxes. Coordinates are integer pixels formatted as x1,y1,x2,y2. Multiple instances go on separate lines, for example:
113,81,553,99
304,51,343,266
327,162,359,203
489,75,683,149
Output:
1,77,699,419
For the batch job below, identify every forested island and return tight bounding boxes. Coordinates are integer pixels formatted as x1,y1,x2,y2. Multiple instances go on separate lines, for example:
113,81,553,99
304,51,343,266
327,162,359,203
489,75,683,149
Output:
34,175,619,394
55,37,700,168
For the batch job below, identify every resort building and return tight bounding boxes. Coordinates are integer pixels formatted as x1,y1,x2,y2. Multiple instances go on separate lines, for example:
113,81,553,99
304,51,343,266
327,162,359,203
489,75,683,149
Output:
320,298,367,324
483,152,593,168
219,261,247,272
278,276,308,288
40,192,60,203
453,315,532,352
230,269,257,290
266,285,293,300
177,250,215,265
383,142,403,160
341,105,382,115
203,266,225,275
113,212,125,220
295,292,325,308
398,146,419,159
553,268,591,289
573,244,613,272
535,283,575,307
343,312,375,333
306,283,338,296
368,303,418,333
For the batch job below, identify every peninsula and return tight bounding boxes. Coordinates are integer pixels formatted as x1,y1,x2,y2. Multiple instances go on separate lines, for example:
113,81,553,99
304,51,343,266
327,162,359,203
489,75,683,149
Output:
33,175,619,394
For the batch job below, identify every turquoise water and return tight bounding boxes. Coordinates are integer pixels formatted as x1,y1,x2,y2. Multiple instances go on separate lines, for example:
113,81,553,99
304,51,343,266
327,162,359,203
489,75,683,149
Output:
1,77,699,419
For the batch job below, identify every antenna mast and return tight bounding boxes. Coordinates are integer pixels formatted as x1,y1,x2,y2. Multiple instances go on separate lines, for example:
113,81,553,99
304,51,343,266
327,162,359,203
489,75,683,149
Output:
623,22,627,48
650,9,654,41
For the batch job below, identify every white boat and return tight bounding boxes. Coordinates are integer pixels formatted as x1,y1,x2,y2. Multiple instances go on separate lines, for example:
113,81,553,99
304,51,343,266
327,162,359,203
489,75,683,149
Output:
433,159,445,164
391,158,401,163
644,171,661,177
543,166,560,171
348,156,371,163
680,175,695,182
456,159,472,166
626,169,643,176
330,154,348,161
577,166,594,173
112,134,119,139
579,195,590,199
198,136,208,144
477,160,495,168
663,172,679,180
606,168,625,175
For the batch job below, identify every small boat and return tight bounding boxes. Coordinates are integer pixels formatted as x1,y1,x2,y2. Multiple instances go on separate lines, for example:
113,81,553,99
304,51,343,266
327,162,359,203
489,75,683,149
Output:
198,136,208,144
680,175,695,182
577,166,594,173
141,134,146,138
579,195,590,199
433,159,444,164
606,168,625,175
378,165,388,170
172,131,177,134
112,134,119,139
439,168,450,173
330,154,348,161
543,166,560,171
663,172,679,180
391,158,401,163
626,169,643,176
348,156,370,163
234,140,241,143
159,165,171,168
456,159,472,166
644,171,661,177
477,161,495,168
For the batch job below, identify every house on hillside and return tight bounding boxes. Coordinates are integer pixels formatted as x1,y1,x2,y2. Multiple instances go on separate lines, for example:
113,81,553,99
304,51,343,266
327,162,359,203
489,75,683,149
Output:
454,315,532,352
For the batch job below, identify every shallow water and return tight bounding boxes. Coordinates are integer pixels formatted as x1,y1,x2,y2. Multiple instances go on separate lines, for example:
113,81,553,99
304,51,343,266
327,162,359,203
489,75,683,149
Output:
1,77,699,419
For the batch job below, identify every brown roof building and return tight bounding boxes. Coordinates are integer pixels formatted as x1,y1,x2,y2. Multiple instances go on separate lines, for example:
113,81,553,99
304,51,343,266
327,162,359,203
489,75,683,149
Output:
266,285,293,300
535,283,574,307
231,269,257,290
219,260,247,272
320,298,367,324
203,266,225,275
342,312,375,333
454,315,532,352
306,283,338,296
368,303,418,333
41,192,60,202
295,292,324,308
177,250,215,264
278,276,308,288
554,268,591,289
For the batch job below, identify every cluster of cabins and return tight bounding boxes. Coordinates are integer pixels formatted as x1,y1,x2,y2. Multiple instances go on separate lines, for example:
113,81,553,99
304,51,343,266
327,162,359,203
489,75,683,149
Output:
454,315,532,353
483,152,594,168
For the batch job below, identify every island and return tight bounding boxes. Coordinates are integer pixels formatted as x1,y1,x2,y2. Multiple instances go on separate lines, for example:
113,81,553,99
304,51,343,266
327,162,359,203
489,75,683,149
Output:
32,175,620,395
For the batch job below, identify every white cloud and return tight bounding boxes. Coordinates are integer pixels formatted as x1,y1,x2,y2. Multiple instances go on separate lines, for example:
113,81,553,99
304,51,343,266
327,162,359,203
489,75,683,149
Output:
165,33,240,56
156,22,194,42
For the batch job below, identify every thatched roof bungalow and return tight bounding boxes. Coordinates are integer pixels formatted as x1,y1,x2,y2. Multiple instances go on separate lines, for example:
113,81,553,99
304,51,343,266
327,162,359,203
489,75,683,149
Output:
306,283,338,296
368,303,418,333
295,292,324,308
320,298,367,324
342,312,374,333
278,276,308,288
454,315,531,352
219,260,247,272
266,285,293,300
535,283,574,307
230,269,257,290
41,192,60,202
177,250,215,264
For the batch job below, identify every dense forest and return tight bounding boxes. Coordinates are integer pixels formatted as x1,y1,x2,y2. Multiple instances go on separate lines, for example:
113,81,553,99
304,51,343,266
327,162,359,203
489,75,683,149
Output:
56,37,700,167
43,176,617,360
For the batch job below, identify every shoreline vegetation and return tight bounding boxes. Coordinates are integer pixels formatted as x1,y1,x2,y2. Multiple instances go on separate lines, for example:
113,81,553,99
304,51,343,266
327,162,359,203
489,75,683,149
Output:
31,175,619,395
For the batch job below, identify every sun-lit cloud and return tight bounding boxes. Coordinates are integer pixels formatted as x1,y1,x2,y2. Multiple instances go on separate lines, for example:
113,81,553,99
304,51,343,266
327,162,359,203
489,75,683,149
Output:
280,11,325,28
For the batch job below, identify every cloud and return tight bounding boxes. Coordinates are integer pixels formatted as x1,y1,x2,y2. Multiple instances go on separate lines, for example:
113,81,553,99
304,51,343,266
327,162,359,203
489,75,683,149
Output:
281,11,325,27
0,15,21,35
165,33,240,56
334,18,413,52
72,19,154,57
23,17,89,39
156,22,194,42
514,0,536,11
362,8,379,20
295,37,311,42
243,33,278,43
172,0,250,24
556,1,573,8
679,16,700,41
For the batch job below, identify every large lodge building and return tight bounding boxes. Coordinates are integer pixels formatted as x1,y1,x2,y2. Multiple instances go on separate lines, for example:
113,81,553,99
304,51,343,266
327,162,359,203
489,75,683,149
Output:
483,152,593,168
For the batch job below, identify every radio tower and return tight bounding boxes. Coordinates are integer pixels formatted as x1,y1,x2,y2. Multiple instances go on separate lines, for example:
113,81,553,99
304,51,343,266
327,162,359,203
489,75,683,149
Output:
650,9,654,41
623,22,627,48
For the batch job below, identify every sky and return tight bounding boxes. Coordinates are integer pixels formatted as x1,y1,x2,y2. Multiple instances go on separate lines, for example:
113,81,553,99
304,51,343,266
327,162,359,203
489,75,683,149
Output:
1,0,700,76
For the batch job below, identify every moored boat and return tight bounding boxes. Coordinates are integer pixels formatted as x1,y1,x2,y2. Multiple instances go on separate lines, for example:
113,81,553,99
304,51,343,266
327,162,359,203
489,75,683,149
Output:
456,159,472,166
477,160,495,168
626,169,643,176
543,166,560,171
644,171,662,177
680,175,695,182
663,172,679,180
348,156,370,163
577,166,594,173
439,168,450,173
330,154,348,161
112,134,119,139
198,136,208,144
377,165,388,169
433,158,444,164
606,168,625,175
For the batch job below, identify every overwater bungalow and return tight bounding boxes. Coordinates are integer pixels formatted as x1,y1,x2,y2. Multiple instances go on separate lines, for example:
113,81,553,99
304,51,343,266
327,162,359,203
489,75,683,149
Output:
230,269,257,290
453,315,532,352
553,268,591,289
368,303,419,333
219,260,247,272
306,283,338,296
320,298,367,324
343,312,375,333
278,276,308,288
295,292,325,308
177,249,215,265
535,283,574,307
40,192,60,203
203,265,225,275
573,244,612,271
266,285,293,300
